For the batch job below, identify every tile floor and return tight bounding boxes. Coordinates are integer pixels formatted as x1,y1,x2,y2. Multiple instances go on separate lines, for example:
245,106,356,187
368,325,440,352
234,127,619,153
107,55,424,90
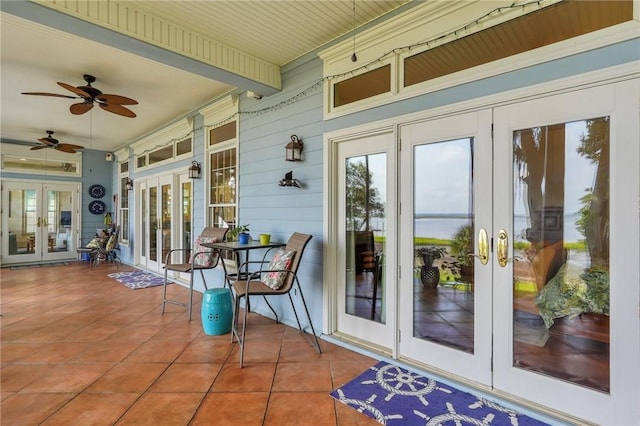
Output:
1,263,379,425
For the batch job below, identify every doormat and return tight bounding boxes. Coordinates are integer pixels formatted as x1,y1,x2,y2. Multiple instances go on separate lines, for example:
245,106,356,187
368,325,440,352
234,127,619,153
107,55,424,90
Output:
107,270,171,290
9,261,70,270
330,361,550,425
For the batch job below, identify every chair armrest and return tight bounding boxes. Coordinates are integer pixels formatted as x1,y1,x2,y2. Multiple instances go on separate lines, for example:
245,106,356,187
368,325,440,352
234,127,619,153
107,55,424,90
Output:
164,247,192,264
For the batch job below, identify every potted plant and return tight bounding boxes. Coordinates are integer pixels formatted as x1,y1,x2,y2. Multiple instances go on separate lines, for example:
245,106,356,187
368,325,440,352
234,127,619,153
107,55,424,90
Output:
228,224,250,243
441,224,474,283
415,246,446,288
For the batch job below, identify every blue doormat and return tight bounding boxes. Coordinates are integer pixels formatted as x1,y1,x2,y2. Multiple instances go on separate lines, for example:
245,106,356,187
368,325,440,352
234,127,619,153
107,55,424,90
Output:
107,270,171,290
330,361,550,425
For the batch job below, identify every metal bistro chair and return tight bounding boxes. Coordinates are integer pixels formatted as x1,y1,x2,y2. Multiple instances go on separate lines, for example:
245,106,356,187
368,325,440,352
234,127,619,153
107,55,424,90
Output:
229,232,321,367
161,227,228,320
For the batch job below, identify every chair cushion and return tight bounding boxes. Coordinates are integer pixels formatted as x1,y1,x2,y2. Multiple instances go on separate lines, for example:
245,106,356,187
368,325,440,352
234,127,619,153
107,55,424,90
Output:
261,249,296,290
189,236,218,267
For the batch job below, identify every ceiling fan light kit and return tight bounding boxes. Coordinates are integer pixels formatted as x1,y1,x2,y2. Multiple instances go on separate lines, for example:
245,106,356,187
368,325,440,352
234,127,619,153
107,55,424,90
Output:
22,74,138,118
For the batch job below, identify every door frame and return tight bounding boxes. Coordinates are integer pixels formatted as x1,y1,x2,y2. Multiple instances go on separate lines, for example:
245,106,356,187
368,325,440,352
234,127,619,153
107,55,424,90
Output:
324,68,639,423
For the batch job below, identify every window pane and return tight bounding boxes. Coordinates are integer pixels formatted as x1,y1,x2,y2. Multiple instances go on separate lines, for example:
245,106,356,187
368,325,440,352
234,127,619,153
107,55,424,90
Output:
209,121,237,146
176,138,192,156
149,146,173,165
334,65,391,108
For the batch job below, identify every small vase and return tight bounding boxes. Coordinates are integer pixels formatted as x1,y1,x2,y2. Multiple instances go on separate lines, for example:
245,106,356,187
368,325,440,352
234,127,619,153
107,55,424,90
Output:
420,265,440,288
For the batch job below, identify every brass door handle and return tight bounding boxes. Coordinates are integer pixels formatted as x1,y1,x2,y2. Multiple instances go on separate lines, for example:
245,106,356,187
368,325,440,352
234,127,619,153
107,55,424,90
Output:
497,229,514,267
477,228,489,265
37,217,42,227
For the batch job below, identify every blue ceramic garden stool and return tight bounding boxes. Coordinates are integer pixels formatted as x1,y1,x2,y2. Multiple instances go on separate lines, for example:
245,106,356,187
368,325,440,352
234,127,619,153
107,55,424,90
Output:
201,288,233,335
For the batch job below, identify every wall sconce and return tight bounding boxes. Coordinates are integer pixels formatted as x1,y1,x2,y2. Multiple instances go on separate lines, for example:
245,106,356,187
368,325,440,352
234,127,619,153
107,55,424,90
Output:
125,178,133,191
279,171,302,188
285,135,303,162
188,161,201,179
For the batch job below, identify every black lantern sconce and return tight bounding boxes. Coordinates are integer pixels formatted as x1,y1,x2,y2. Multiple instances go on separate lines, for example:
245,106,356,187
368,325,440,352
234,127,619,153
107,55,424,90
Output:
125,178,134,191
285,135,303,162
188,161,201,179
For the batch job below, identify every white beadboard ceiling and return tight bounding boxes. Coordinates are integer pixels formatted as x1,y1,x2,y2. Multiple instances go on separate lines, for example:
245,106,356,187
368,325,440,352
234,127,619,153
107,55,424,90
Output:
0,1,410,154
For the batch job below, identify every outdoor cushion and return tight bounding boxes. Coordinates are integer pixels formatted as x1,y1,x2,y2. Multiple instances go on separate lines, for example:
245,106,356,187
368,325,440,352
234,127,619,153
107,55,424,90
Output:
189,236,217,267
262,248,296,290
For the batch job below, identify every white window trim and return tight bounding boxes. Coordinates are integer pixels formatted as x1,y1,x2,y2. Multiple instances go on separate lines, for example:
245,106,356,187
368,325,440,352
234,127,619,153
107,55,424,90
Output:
131,118,192,172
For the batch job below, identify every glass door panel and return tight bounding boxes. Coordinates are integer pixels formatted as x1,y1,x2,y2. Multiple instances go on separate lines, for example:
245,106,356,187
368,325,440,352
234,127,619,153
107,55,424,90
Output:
149,185,158,263
160,182,172,264
345,153,387,323
180,178,192,264
412,138,474,353
511,118,610,391
46,188,74,255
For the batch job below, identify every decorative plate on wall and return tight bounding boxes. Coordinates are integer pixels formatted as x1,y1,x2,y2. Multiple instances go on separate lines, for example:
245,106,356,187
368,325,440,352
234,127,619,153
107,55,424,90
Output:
88,184,106,199
88,200,106,215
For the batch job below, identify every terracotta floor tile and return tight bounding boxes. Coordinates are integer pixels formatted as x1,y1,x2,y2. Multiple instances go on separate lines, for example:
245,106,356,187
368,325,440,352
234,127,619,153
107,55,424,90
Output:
148,322,204,342
210,363,276,392
272,361,333,392
20,341,94,362
175,338,234,363
71,341,142,362
264,392,337,426
191,392,269,425
229,340,282,364
331,360,377,388
1,392,75,425
150,362,222,392
40,393,139,426
105,324,164,341
21,363,115,393
0,363,52,392
0,342,48,363
86,362,168,393
61,323,124,341
278,339,325,363
116,392,203,425
124,340,188,363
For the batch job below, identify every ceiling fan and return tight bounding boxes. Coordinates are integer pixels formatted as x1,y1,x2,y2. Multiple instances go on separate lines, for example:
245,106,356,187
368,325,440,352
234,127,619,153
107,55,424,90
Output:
22,74,138,118
31,130,84,154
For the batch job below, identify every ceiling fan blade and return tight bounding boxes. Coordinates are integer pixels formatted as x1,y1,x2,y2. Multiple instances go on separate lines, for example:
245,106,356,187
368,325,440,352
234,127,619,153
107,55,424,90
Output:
30,145,49,150
21,92,77,99
97,94,138,105
70,102,94,115
99,103,136,118
56,145,78,154
60,143,85,150
37,137,57,146
58,82,91,98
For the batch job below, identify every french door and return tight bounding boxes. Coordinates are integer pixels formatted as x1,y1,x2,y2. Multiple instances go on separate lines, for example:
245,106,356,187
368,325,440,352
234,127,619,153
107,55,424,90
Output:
334,79,639,423
1,180,79,264
334,129,397,352
137,175,173,273
137,172,192,274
